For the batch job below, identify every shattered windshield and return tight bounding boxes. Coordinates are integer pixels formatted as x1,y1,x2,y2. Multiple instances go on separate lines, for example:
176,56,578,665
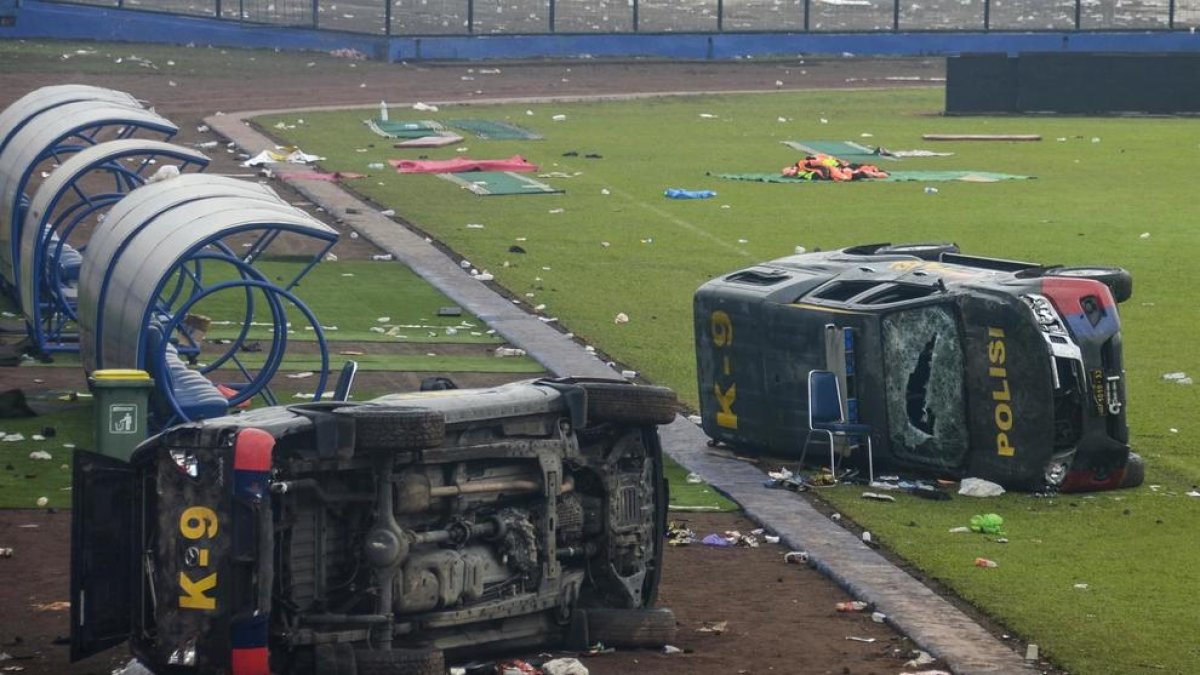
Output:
882,305,969,468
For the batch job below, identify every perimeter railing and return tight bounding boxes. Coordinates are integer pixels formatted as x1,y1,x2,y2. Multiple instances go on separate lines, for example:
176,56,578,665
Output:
36,0,1200,35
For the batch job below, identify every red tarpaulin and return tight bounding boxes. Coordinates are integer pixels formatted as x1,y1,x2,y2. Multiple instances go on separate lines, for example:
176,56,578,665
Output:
389,155,539,174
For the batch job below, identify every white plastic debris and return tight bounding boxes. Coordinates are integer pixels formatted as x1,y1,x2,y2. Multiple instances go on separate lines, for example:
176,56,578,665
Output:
871,611,887,623
948,526,971,533
146,164,180,184
958,477,1006,498
542,658,588,675
412,102,439,112
861,531,873,544
494,347,527,357
663,645,683,655
475,272,494,281
3,433,25,442
371,253,394,261
552,114,567,121
1073,583,1089,590
905,651,936,668
1162,371,1188,380
28,451,53,461
1140,232,1151,239
286,372,315,379
621,369,638,379
613,312,630,324
784,550,809,564
36,497,48,507
380,209,395,216
685,472,703,484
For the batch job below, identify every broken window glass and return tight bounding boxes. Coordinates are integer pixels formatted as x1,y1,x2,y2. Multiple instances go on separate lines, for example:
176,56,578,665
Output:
882,305,969,468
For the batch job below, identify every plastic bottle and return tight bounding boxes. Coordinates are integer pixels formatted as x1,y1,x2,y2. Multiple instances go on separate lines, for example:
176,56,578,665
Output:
380,100,389,121
974,557,998,568
836,601,869,612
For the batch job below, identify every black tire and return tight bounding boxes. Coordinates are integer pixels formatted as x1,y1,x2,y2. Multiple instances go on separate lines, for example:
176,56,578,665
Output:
1120,451,1145,489
1044,266,1134,303
337,405,446,451
355,648,444,675
580,382,678,425
875,242,960,261
585,607,678,648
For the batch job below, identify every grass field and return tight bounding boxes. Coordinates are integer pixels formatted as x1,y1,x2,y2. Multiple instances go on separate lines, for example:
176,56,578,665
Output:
261,89,1200,674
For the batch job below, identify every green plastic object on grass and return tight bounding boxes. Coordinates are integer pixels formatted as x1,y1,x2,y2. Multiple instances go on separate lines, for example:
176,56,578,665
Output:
970,513,1005,535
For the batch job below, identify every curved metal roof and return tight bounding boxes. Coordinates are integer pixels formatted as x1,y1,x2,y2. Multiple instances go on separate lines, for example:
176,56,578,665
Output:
100,200,335,370
0,101,177,287
77,174,291,370
19,139,211,320
0,85,140,158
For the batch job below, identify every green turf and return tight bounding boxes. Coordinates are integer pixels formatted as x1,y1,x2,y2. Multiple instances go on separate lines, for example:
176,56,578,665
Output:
222,351,544,373
261,89,1200,674
664,456,739,512
0,406,93,509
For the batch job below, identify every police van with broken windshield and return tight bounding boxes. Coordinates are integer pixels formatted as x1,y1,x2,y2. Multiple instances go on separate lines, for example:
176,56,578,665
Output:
694,242,1142,493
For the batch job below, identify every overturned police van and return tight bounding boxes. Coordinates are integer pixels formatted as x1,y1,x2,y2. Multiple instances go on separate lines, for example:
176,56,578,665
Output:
71,378,678,674
695,242,1142,493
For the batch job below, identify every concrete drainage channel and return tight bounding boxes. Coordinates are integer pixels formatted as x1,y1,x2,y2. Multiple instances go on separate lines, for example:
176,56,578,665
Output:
208,108,1037,675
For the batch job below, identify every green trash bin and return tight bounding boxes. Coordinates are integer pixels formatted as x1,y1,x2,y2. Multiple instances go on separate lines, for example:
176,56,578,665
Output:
90,369,154,461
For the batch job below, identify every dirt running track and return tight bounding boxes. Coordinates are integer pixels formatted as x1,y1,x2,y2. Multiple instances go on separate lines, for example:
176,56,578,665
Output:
0,49,948,675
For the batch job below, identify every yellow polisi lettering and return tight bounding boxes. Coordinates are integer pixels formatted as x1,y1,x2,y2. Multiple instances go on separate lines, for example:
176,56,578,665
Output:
987,327,1015,457
179,572,217,610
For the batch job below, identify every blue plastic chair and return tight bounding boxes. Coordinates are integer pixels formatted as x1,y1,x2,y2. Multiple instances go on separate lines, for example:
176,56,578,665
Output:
801,370,874,483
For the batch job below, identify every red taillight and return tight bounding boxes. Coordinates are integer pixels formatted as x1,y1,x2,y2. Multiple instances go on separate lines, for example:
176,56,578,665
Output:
1060,467,1125,493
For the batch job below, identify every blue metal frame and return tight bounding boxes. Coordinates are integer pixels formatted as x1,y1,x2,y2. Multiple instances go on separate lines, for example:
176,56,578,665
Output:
23,147,209,353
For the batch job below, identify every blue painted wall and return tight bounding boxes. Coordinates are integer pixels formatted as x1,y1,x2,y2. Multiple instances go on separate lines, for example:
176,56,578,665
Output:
6,0,1200,61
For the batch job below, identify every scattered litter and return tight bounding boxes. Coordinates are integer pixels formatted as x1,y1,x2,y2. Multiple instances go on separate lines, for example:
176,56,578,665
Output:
871,611,887,623
861,531,873,544
412,102,439,112
845,636,876,643
974,557,999,568
667,521,696,546
1162,371,1193,384
959,477,1005,497
371,253,394,261
3,434,25,442
923,186,939,194
0,548,12,558
701,533,731,547
1073,583,1089,590
495,347,527,357
862,492,895,502
614,312,630,324
836,601,869,612
543,657,588,675
1186,489,1200,498
1025,644,1039,661
948,526,971,533
664,188,716,199
496,660,540,675
699,113,718,118
28,451,52,461
380,209,395,216
685,472,703,484
905,651,936,668
36,497,48,507
696,620,727,634
663,645,683,655
969,513,1005,535
784,550,809,564
621,369,638,379
1140,232,1151,239
285,372,315,379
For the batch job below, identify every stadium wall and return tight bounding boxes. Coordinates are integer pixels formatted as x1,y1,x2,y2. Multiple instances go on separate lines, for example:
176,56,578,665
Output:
7,0,1200,61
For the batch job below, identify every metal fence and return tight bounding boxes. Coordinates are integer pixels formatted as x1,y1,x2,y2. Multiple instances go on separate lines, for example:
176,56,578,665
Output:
47,0,1200,35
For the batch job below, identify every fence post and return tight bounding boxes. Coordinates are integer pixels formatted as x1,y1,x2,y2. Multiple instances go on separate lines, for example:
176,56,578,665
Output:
892,0,898,30
215,0,221,19
385,0,391,36
982,0,989,30
1169,0,1175,28
632,0,638,31
1074,0,1080,29
803,0,809,30
313,0,319,28
468,0,474,33
717,0,723,31
549,0,555,32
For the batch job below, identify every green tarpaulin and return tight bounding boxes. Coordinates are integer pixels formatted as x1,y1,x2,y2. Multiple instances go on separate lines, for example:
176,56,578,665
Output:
449,119,543,140
782,140,898,161
438,171,564,196
367,119,445,139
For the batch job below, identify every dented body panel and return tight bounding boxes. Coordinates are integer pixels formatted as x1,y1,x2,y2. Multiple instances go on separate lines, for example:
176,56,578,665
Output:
695,244,1132,492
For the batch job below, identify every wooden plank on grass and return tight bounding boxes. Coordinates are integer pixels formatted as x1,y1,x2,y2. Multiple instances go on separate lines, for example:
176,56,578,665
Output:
922,134,1042,141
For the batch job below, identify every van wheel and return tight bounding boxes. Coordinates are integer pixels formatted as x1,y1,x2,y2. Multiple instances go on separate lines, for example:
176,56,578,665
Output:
585,608,678,648
875,242,960,260
1120,452,1145,489
580,382,677,425
1044,267,1133,303
355,648,444,675
337,405,446,451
